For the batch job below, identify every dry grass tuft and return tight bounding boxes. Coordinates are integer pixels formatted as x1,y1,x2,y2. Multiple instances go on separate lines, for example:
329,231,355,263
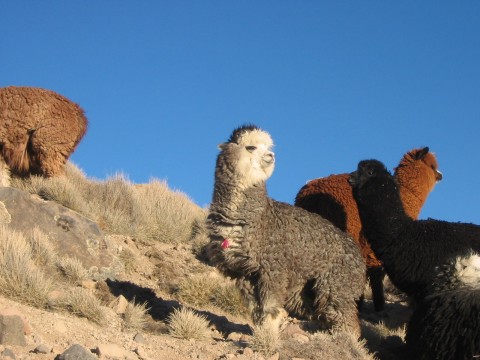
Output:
175,275,217,308
251,322,280,355
361,320,406,360
123,300,150,330
61,287,106,325
211,282,249,316
175,274,249,317
57,256,89,284
118,247,136,274
11,163,205,245
167,307,211,340
26,227,57,266
11,173,87,215
85,174,142,235
133,179,206,243
278,329,378,360
0,226,52,307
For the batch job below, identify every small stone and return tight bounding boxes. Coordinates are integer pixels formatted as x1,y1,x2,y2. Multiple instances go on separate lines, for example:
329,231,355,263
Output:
281,322,304,336
292,333,310,343
34,343,51,354
109,295,129,314
267,352,280,360
57,344,97,360
0,309,32,335
81,280,97,290
242,347,254,356
0,315,27,346
133,332,145,343
47,290,64,307
95,343,134,359
1,348,15,359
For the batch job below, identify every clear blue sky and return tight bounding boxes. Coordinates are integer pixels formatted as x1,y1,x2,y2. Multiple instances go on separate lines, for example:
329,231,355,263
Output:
1,2,479,223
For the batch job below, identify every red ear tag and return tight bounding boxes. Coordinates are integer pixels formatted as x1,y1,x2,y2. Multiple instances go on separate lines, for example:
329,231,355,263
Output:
221,239,231,249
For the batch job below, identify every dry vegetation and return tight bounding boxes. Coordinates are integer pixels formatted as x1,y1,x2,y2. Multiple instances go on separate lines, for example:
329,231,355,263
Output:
1,161,411,359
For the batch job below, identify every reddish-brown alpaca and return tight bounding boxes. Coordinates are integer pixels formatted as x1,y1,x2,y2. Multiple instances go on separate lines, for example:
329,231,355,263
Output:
0,86,88,178
295,147,442,311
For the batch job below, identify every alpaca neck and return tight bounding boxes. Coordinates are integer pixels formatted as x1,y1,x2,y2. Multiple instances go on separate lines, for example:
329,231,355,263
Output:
210,180,268,223
397,186,423,219
356,177,409,250
395,167,433,220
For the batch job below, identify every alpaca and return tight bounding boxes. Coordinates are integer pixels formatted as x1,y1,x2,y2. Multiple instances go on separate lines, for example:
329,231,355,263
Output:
406,257,480,360
348,159,480,299
295,147,442,311
349,159,480,360
206,125,366,337
0,86,88,178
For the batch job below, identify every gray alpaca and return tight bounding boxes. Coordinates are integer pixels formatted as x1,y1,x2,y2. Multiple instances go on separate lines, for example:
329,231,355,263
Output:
206,125,365,336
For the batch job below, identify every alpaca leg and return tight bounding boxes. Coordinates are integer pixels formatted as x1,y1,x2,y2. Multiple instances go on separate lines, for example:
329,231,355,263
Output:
252,280,287,328
312,280,361,338
319,303,361,339
368,266,386,311
357,293,365,312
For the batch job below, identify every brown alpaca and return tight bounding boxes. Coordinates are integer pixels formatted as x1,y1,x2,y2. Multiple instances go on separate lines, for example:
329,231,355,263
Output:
294,147,442,311
0,86,88,178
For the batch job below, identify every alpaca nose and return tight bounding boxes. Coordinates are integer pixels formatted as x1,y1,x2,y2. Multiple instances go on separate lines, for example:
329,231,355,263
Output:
264,151,275,164
435,170,443,181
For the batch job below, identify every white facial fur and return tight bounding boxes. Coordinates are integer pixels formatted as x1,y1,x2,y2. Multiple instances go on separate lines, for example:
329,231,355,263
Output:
455,253,480,288
231,129,275,188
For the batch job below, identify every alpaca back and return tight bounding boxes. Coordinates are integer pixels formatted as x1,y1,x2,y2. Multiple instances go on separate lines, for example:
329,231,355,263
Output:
0,86,88,177
295,174,382,268
295,173,359,238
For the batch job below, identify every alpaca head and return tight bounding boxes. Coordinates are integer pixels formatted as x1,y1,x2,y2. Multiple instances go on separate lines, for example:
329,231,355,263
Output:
348,159,391,190
394,147,442,187
349,159,401,221
216,125,275,188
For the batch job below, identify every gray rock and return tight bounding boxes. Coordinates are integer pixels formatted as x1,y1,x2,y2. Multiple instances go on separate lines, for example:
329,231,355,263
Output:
0,187,121,280
56,344,97,360
34,343,52,354
0,315,27,346
133,332,145,343
1,347,16,359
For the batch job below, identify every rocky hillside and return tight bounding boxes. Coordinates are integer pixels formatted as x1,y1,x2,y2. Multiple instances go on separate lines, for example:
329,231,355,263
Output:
0,164,411,360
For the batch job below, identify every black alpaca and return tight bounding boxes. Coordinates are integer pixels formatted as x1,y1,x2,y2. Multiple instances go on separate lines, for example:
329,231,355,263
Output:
349,159,480,360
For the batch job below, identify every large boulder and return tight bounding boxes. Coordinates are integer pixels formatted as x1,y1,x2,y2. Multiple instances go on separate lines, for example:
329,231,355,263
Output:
0,187,121,280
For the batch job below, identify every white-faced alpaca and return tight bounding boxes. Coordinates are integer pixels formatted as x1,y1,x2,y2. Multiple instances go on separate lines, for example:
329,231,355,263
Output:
0,86,88,178
349,159,480,359
206,125,366,337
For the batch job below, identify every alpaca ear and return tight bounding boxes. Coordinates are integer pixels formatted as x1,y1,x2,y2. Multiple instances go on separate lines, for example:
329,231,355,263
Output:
218,143,227,150
416,147,430,159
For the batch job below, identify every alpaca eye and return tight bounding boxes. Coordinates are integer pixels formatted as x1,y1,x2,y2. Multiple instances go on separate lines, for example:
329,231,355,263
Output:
368,170,374,176
246,146,257,152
